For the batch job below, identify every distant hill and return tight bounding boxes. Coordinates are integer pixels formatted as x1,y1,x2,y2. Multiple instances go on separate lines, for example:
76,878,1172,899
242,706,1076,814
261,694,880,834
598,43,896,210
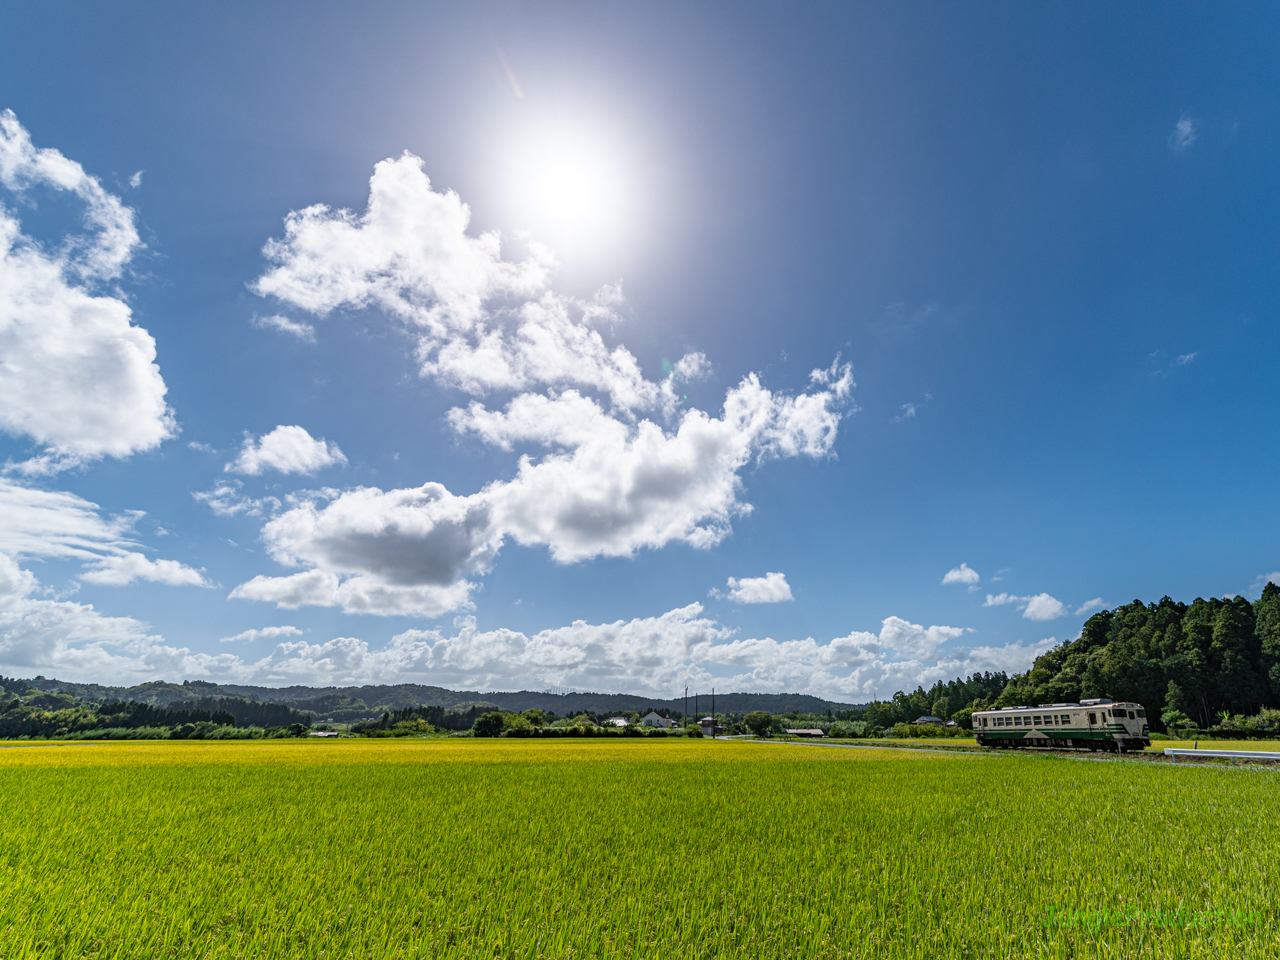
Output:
6,676,862,719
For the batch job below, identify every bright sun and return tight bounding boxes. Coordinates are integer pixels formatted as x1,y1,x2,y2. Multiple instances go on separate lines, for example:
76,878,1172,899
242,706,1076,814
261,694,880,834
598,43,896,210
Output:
500,123,636,252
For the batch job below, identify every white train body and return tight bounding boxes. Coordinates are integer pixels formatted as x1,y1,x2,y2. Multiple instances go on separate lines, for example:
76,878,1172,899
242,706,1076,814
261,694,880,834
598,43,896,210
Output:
972,698,1150,750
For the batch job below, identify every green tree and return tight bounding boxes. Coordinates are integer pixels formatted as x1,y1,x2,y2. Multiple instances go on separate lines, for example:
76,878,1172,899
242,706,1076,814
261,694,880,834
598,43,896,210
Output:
744,711,773,738
931,698,950,720
473,712,505,737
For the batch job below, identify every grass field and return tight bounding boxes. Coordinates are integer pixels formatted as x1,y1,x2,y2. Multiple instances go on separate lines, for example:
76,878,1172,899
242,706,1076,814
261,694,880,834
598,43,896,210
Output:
2,739,1278,959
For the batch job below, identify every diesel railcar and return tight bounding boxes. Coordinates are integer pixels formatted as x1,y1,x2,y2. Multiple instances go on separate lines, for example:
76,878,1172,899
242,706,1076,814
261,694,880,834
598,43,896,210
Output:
972,698,1150,750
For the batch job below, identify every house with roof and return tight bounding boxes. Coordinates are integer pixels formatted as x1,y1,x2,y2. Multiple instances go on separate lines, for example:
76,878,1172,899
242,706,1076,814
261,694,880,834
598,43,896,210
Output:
914,715,945,725
640,711,675,728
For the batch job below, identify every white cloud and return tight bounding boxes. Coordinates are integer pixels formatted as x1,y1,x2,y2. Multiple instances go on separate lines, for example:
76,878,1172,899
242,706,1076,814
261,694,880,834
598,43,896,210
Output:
942,563,980,586
985,590,1068,621
91,555,205,589
251,150,716,413
0,110,175,469
228,482,498,617
128,170,143,189
877,616,966,659
231,152,855,617
80,553,209,588
0,477,204,586
234,370,850,616
723,572,793,604
252,313,315,342
0,477,137,561
193,479,280,518
983,592,1020,607
1021,593,1068,621
1251,572,1280,593
1175,352,1197,366
0,552,230,683
219,626,303,644
227,425,347,476
1074,597,1107,616
3,565,1022,699
1169,115,1196,152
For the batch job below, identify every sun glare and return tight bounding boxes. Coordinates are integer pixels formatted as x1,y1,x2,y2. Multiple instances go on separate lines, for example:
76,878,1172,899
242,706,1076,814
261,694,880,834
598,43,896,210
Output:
499,123,636,253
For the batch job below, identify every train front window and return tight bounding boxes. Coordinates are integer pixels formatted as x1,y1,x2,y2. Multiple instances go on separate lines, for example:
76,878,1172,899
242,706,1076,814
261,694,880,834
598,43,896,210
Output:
1136,709,1145,718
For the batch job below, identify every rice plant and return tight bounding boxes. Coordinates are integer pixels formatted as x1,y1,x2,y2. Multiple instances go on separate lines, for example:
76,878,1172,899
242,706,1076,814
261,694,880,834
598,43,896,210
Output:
1,738,1276,958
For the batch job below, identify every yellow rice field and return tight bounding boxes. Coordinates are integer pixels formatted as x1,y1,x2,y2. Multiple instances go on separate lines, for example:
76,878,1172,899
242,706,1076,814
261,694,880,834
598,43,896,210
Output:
2,737,1278,959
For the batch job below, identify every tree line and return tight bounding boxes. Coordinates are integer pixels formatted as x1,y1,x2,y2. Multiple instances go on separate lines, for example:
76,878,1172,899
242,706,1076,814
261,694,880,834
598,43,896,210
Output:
0,687,312,739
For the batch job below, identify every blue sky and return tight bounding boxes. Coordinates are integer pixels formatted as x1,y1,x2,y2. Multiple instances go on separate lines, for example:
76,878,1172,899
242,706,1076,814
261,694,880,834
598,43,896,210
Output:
2,2,1278,699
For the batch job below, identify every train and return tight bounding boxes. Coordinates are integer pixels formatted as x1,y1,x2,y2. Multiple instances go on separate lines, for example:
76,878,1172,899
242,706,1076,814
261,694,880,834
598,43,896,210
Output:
972,698,1150,751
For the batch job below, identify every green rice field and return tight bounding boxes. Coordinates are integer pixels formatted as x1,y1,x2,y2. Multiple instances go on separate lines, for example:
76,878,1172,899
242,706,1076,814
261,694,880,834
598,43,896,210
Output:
2,738,1278,959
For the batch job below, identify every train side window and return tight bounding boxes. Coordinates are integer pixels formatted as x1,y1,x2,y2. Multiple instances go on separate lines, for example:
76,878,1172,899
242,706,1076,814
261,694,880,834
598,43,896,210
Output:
1061,715,1070,723
1088,712,1097,724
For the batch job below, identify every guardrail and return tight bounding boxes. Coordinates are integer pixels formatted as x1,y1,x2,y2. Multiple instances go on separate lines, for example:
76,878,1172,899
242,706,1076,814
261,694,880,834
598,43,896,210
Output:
1164,748,1280,763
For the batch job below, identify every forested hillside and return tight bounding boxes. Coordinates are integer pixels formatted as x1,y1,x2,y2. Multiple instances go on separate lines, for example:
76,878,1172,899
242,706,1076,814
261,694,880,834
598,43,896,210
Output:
998,582,1280,729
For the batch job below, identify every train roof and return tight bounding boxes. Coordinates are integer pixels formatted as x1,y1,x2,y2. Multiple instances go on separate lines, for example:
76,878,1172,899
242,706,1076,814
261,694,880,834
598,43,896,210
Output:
973,699,1141,714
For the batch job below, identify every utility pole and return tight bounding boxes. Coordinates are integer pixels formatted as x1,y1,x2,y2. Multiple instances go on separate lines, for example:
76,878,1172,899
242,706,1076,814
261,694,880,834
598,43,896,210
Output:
684,686,688,723
712,688,715,738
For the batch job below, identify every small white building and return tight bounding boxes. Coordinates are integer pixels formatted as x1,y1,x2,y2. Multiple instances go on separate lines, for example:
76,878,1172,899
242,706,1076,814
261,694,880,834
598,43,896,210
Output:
604,717,629,727
784,728,825,737
640,711,675,728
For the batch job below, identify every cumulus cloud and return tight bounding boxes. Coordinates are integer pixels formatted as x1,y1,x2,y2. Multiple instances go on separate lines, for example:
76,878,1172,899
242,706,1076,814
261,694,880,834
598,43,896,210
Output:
80,553,210,588
721,572,793,604
0,552,227,682
0,477,206,587
1074,597,1107,616
1021,593,1068,621
234,369,849,615
232,151,856,616
1169,115,1196,152
227,425,347,476
3,567,1030,700
942,563,980,586
228,482,498,617
252,313,315,342
0,110,175,469
984,590,1069,621
219,626,303,644
250,152,700,411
